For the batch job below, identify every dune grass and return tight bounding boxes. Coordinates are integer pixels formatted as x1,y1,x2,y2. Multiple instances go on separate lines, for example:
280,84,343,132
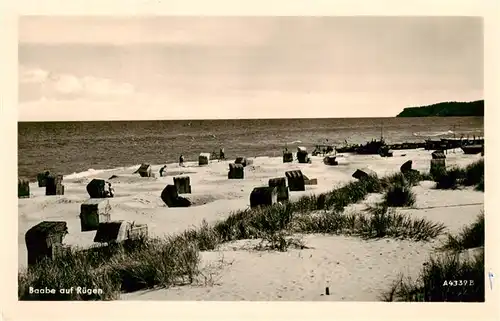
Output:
19,236,200,300
383,182,416,207
18,174,411,300
475,177,484,192
19,160,481,300
463,159,484,187
381,251,484,302
434,166,464,190
439,212,484,252
292,205,444,241
382,212,485,302
433,159,484,191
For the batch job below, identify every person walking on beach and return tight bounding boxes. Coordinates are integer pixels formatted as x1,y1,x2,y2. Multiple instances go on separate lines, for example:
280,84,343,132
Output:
159,165,167,177
179,154,185,167
106,182,114,197
219,147,225,161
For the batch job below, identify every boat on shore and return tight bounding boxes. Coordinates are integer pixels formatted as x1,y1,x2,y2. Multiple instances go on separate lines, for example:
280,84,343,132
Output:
389,142,426,150
461,144,484,155
337,124,388,155
355,139,387,155
424,136,484,151
441,137,484,149
425,139,444,150
335,144,359,153
336,140,425,154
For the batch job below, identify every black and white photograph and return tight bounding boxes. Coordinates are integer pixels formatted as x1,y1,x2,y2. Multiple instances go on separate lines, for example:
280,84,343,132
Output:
15,14,488,305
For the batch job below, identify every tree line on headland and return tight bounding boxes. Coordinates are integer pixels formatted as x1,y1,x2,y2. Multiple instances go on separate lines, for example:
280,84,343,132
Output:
396,100,484,117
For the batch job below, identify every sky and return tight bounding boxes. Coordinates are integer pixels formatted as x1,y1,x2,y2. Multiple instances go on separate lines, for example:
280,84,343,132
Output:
18,16,484,121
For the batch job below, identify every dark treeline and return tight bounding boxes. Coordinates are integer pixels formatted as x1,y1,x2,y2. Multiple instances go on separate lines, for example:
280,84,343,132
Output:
396,100,484,117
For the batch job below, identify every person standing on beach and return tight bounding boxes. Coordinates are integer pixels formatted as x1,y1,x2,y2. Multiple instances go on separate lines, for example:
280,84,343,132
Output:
219,148,225,161
106,182,114,197
179,155,185,167
159,165,167,177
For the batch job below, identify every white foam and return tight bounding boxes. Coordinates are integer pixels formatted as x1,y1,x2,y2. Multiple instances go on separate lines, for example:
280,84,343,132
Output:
412,130,454,137
64,164,140,180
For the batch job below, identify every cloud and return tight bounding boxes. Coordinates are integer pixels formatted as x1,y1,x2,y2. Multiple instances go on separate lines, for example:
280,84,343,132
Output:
19,65,136,102
19,67,50,83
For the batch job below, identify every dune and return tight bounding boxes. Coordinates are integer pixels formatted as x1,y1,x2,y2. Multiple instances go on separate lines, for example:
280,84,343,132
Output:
18,148,484,301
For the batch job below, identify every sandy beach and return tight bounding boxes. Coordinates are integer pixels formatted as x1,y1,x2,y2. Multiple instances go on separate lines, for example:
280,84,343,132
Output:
17,147,484,301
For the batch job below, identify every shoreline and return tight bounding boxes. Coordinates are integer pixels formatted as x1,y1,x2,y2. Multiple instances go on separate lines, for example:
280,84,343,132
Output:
20,135,485,182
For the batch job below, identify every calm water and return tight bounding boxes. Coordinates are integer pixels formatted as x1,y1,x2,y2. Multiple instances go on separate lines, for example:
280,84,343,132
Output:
18,117,484,179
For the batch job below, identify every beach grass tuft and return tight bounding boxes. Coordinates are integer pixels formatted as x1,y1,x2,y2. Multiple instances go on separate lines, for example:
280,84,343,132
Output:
255,231,307,252
431,159,484,191
382,251,484,302
383,213,485,302
463,159,484,187
292,206,444,242
383,181,416,208
439,212,484,252
323,176,382,212
434,166,464,190
382,172,421,188
181,220,222,251
475,177,484,191
19,236,200,300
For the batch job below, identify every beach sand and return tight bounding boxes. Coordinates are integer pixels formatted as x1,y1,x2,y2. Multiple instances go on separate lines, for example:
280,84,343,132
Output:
18,148,484,301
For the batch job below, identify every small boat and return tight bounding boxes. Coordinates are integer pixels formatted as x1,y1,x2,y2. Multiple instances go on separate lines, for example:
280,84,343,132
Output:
441,136,485,149
462,137,484,146
441,138,465,149
355,139,387,155
425,139,445,150
390,142,426,150
336,144,359,153
461,145,484,155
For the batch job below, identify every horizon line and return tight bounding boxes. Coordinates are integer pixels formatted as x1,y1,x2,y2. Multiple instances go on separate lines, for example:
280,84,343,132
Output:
17,115,485,123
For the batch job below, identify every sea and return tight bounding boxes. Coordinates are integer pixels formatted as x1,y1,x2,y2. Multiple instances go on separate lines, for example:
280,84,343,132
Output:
18,117,484,180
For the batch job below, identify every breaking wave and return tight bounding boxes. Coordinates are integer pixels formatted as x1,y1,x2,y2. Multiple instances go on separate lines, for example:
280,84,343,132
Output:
412,130,454,137
63,165,140,180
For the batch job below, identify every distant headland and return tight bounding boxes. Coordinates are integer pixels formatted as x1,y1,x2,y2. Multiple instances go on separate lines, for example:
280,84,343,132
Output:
396,100,484,117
